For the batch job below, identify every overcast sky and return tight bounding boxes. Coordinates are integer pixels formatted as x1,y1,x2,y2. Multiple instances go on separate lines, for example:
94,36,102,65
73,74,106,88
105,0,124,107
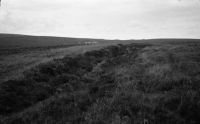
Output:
0,0,200,39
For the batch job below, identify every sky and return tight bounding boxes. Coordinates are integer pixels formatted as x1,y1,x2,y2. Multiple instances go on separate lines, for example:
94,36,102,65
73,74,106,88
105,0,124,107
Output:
0,0,200,39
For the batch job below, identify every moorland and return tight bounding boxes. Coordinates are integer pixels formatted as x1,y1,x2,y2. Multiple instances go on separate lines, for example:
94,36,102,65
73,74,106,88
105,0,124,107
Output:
0,34,200,124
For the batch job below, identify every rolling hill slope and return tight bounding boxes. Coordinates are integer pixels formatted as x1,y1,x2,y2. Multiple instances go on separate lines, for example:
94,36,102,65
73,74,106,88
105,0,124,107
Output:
0,33,106,49
0,34,123,83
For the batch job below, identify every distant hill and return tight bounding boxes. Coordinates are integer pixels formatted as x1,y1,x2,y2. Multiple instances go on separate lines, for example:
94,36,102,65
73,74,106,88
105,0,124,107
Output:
0,33,108,49
1,33,199,49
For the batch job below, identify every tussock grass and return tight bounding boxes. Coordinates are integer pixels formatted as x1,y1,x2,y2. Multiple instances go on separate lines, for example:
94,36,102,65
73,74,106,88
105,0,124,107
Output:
1,41,200,124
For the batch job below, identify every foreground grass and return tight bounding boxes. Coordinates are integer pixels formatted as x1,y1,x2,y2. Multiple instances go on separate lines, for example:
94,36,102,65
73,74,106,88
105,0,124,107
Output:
0,41,200,124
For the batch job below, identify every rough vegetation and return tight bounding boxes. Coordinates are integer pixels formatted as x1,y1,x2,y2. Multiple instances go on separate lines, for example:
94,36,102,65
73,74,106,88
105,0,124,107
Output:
0,41,200,124
0,34,122,83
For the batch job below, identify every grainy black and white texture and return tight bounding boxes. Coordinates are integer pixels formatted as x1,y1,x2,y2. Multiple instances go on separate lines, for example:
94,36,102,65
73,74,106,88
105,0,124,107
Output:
0,0,200,124
1,38,200,124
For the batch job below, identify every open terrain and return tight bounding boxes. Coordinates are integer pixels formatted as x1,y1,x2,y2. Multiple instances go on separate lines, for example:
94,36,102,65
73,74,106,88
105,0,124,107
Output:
0,34,125,83
0,35,200,124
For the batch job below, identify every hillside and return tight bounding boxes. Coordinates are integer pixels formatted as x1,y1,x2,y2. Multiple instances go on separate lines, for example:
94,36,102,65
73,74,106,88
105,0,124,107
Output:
0,33,108,49
0,34,122,83
0,40,200,124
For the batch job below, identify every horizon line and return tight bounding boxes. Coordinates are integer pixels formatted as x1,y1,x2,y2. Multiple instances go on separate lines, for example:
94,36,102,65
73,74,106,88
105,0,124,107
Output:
0,32,200,41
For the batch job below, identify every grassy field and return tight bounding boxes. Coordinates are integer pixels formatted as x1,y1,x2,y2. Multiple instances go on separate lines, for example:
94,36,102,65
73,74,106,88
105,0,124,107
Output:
0,35,200,124
0,34,124,83
0,33,108,49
